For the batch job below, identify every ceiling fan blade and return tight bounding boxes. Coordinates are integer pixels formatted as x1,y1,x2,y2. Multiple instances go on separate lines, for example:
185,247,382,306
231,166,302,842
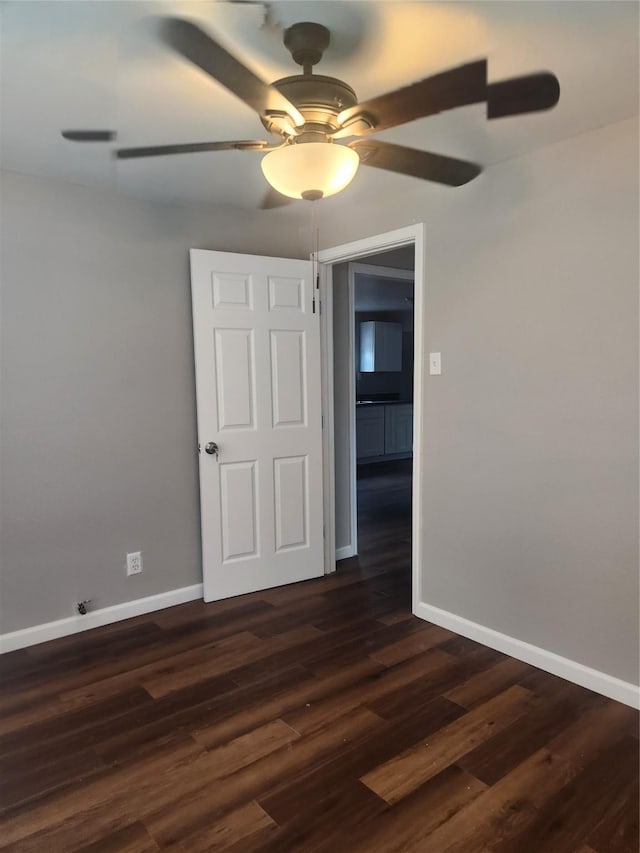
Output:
116,140,270,159
337,60,487,136
160,18,304,128
350,140,481,187
62,130,116,142
259,188,295,209
487,72,560,119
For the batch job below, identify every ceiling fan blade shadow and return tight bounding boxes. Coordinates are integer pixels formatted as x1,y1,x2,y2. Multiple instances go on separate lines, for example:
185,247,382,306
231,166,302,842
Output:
488,72,560,119
337,60,487,136
160,18,303,127
350,140,481,187
62,130,116,142
259,188,295,209
116,140,269,159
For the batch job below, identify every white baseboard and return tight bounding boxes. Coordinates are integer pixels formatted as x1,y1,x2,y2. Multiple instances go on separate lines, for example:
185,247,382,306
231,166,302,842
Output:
336,545,356,561
415,601,640,710
0,584,204,654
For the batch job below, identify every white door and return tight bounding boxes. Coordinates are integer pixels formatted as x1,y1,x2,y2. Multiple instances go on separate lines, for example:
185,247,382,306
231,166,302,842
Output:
190,249,324,601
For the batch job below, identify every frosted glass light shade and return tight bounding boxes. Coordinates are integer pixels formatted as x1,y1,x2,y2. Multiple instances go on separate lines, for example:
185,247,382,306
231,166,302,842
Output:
261,143,359,201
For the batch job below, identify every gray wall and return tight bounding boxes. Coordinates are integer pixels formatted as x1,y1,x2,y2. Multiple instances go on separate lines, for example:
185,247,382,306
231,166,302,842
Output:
2,116,638,688
420,118,639,684
0,171,305,633
324,117,638,684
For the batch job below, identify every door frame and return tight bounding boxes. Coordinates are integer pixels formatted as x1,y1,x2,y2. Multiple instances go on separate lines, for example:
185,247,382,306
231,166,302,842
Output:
318,223,426,614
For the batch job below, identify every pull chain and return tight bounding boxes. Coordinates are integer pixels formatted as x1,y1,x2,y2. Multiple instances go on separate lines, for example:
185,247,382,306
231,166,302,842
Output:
311,201,320,314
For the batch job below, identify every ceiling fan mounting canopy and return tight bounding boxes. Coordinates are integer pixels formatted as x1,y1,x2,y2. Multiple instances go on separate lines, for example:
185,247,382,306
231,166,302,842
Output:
283,22,330,71
60,14,560,208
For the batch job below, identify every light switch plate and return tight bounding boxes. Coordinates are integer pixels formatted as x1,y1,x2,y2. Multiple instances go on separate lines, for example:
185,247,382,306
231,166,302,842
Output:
429,352,442,375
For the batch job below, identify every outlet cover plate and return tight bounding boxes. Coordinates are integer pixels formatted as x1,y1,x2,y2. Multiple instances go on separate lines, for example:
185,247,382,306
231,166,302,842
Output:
126,551,143,576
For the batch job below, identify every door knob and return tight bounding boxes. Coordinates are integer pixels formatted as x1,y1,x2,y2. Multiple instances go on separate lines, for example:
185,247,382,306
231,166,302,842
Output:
204,442,219,457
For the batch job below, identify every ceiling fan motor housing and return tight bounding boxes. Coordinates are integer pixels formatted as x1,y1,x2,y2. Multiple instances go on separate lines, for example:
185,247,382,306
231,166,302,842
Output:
264,75,358,137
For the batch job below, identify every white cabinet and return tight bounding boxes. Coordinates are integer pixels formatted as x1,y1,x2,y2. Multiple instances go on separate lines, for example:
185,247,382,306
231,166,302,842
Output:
385,404,414,455
356,405,385,459
356,403,413,461
359,321,402,372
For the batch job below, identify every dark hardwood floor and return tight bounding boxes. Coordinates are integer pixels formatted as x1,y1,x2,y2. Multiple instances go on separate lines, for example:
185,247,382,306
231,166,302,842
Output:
0,459,637,851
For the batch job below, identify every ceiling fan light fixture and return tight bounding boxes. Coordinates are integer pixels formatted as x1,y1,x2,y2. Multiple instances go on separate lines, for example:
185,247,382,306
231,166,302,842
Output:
260,142,359,201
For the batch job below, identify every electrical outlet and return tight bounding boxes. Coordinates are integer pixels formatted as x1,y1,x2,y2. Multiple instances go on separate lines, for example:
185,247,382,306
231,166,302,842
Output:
126,551,143,576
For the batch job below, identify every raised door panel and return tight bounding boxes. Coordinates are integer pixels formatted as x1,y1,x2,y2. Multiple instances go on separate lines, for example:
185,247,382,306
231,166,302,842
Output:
214,329,256,431
270,330,306,427
220,461,259,562
211,272,253,310
274,455,308,552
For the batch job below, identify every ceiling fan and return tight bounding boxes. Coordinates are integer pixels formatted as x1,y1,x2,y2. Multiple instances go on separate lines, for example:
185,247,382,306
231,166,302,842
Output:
62,17,560,207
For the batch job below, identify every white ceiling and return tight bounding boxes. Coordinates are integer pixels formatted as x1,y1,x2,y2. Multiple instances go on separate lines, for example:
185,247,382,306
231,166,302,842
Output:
1,1,638,214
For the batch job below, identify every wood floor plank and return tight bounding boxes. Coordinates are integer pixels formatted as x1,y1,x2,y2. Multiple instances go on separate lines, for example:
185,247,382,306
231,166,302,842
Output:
315,765,487,853
95,668,305,763
376,609,414,626
227,618,385,685
261,695,466,828
0,602,276,720
0,744,106,811
367,651,507,722
0,733,205,849
59,625,315,711
302,617,434,676
192,718,299,774
167,801,276,853
255,780,385,853
76,822,160,853
190,658,383,751
0,694,71,737
368,622,455,666
143,707,386,847
547,698,639,770
586,766,639,853
360,685,534,804
444,656,532,708
283,647,456,735
414,747,575,853
0,686,154,761
140,631,263,698
457,678,604,786
492,736,639,853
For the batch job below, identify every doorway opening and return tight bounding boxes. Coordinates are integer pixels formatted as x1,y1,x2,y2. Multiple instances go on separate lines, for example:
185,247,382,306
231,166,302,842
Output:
347,258,415,576
319,224,425,615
